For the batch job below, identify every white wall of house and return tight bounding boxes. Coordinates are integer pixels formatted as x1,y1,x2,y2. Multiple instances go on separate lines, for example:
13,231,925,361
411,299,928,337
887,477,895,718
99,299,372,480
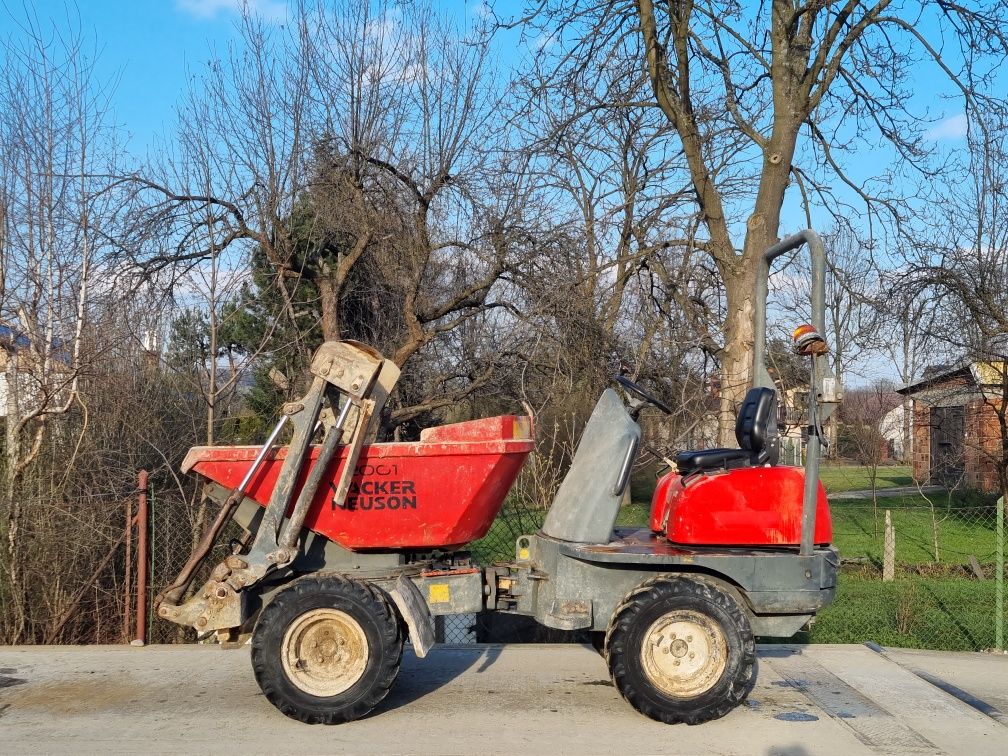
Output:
880,404,909,459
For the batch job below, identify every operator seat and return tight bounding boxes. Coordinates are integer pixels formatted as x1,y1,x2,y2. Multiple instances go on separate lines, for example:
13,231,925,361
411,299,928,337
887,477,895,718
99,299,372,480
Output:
675,387,780,475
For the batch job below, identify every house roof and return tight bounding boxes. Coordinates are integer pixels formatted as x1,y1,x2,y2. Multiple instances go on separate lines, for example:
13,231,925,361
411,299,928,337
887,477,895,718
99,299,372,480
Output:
897,360,1008,396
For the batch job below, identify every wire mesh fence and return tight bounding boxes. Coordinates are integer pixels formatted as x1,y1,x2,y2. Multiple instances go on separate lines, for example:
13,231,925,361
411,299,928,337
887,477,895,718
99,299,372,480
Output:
800,499,1005,651
134,472,1007,652
12,443,1000,651
146,479,243,644
442,496,1006,650
439,503,549,644
147,483,198,643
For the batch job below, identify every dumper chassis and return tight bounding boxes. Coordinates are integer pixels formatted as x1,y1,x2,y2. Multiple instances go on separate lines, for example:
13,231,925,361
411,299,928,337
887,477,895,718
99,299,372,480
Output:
156,230,841,725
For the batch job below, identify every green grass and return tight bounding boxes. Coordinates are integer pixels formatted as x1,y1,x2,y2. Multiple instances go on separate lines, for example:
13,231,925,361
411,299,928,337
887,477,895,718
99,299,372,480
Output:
616,501,651,526
629,463,917,508
799,569,1003,651
817,464,913,493
831,495,999,564
818,496,1002,649
616,488,998,565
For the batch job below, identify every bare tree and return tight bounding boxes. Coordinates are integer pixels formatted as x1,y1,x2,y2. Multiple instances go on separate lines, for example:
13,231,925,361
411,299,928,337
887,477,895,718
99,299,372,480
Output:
120,2,535,434
903,111,1008,506
843,381,900,535
0,12,121,641
880,277,943,462
512,0,1008,442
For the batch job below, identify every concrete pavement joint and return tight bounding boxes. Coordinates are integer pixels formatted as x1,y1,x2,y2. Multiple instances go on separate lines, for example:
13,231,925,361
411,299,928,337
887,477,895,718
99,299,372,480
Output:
864,641,1008,727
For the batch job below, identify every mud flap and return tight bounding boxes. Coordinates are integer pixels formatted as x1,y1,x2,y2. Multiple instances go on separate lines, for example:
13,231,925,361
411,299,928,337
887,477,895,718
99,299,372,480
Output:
389,573,436,658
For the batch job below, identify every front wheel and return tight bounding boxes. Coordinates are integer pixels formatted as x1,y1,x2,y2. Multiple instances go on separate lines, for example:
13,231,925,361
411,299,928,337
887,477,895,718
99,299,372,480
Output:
604,575,756,724
251,574,403,724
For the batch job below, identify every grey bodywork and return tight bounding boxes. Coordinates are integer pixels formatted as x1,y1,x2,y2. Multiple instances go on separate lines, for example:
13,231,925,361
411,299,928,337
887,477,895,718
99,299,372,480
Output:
493,387,838,639
541,389,640,545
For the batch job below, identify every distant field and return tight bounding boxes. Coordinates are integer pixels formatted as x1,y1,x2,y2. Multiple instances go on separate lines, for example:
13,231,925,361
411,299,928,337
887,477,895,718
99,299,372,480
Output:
629,462,917,505
817,464,914,493
481,461,983,552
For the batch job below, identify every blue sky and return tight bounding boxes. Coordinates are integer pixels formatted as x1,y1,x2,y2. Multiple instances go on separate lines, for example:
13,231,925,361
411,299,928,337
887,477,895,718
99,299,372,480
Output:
8,2,970,162
4,1,976,258
8,1,503,156
2,1,985,384
5,1,288,154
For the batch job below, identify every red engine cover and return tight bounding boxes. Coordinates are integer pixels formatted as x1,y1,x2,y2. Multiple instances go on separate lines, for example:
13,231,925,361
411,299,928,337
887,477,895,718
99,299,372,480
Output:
650,466,832,546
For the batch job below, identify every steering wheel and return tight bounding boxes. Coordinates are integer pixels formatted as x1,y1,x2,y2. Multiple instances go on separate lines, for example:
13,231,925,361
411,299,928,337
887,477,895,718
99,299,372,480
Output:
613,374,674,415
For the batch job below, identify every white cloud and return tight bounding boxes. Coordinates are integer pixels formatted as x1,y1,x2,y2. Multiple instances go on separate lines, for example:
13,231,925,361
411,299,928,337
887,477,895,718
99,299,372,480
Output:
925,112,968,141
471,1,493,19
532,32,556,52
175,0,287,22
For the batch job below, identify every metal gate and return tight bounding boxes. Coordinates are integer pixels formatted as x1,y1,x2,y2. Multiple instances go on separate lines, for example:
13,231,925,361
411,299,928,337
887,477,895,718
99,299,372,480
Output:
929,405,965,486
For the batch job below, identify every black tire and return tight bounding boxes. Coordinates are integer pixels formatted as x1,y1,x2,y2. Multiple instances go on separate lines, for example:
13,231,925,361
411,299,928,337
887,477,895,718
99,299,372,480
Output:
251,574,403,724
604,575,756,725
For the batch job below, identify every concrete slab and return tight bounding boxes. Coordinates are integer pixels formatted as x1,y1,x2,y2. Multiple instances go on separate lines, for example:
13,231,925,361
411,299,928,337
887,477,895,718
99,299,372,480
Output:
0,644,1004,755
880,647,1008,720
783,644,1005,754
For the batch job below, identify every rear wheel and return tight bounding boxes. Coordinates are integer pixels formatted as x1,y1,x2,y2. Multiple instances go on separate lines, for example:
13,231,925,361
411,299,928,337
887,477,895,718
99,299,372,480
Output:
605,575,756,724
251,574,403,724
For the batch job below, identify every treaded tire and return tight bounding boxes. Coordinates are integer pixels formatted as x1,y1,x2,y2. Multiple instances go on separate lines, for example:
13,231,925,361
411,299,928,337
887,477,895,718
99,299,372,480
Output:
251,574,403,724
604,575,756,725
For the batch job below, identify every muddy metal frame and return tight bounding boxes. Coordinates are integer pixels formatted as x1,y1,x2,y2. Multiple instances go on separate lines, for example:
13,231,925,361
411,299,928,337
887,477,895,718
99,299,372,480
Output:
155,341,396,636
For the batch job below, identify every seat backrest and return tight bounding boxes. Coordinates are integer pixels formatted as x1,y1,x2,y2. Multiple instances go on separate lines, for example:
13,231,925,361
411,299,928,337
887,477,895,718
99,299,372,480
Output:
734,387,779,465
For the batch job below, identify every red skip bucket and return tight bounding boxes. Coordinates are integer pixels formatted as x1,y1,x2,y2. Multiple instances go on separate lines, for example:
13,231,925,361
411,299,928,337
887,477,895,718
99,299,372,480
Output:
182,415,534,550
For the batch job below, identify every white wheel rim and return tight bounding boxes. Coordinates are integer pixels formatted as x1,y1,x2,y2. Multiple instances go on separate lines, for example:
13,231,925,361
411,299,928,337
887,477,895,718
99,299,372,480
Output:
640,609,728,698
281,608,369,697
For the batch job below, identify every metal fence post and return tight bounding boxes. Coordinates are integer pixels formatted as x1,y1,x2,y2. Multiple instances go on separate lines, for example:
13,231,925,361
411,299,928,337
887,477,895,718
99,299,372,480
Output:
997,495,1004,652
883,510,895,582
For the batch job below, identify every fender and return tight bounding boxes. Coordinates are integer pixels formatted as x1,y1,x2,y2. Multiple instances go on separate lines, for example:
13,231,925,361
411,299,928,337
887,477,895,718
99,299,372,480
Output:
389,574,435,658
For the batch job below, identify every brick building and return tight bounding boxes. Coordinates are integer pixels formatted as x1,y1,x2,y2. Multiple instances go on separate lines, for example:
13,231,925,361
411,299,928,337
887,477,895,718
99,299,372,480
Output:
897,362,1006,493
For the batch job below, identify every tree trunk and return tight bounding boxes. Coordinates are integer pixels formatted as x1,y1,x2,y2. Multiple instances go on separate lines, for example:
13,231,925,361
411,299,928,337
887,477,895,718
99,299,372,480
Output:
718,266,757,443
716,173,794,442
902,396,913,463
715,110,798,442
4,353,26,642
317,276,341,342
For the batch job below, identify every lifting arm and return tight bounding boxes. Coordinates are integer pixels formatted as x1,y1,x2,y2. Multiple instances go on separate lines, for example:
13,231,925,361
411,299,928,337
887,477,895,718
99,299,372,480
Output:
156,340,399,636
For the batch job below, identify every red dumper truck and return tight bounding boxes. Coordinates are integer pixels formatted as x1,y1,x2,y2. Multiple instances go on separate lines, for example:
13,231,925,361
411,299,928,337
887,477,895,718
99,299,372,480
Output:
156,230,841,725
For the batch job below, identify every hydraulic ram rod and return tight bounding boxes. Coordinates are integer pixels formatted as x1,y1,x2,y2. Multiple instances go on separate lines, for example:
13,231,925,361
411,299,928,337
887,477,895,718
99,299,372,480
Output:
155,414,289,608
278,399,353,549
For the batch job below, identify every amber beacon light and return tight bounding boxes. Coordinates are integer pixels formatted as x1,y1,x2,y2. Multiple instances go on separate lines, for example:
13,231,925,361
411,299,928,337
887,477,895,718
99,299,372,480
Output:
792,323,828,356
